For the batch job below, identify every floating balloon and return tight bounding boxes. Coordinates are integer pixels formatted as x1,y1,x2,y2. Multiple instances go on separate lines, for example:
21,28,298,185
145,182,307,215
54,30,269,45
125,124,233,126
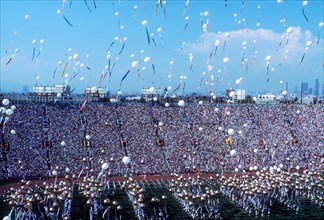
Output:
165,103,170,107
61,141,66,146
101,163,109,170
178,100,185,107
85,135,91,140
144,57,151,63
230,149,237,156
131,61,139,69
73,53,79,60
306,40,312,46
6,109,13,115
2,99,10,106
65,167,70,173
52,170,58,176
229,91,235,98
91,86,98,93
122,156,130,165
11,130,16,135
228,128,235,135
149,87,155,93
223,57,229,63
282,90,287,95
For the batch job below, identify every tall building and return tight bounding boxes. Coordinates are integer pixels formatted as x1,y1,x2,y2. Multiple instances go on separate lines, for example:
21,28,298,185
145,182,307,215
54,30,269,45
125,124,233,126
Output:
22,85,29,94
313,79,319,96
301,82,308,94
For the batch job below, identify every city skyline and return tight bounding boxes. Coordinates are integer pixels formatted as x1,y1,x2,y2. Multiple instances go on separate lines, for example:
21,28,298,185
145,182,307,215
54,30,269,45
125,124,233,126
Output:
1,0,323,94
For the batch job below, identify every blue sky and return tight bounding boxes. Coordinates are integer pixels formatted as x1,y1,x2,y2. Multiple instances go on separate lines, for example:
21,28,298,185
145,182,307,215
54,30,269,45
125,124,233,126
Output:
1,0,323,95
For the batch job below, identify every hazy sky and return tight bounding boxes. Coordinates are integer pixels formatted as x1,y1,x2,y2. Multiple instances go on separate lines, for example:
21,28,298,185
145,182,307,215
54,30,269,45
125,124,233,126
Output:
1,0,323,95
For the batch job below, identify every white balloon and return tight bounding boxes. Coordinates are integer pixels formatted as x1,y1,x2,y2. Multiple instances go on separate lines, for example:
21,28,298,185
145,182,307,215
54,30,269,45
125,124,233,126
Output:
131,61,139,68
117,90,122,95
85,135,91,140
144,57,151,63
3,216,11,220
178,100,185,107
230,149,237,156
40,39,45,44
11,130,16,135
198,101,203,105
319,22,324,27
52,170,58,176
149,87,155,94
229,91,235,98
302,1,308,6
286,26,293,34
91,86,98,93
65,167,70,173
57,9,62,14
223,57,229,63
122,156,130,165
2,99,10,105
282,90,287,95
198,127,203,131
296,110,301,114
25,14,31,20
218,126,223,131
228,128,235,136
265,55,272,62
165,103,170,107
208,65,214,72
254,149,258,153
153,97,158,101
102,163,109,170
158,122,163,126
214,107,219,112
306,41,312,46
215,40,221,46
57,93,62,97
73,53,79,60
6,109,13,115
32,39,37,44
142,20,148,26
157,27,163,33
61,141,66,146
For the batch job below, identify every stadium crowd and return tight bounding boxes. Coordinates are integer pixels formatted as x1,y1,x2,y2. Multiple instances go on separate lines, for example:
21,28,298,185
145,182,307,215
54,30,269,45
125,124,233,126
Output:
0,101,323,180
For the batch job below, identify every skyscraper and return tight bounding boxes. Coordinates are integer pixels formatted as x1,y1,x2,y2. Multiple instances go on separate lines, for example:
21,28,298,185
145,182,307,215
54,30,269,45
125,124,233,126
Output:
314,79,319,96
301,82,308,94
